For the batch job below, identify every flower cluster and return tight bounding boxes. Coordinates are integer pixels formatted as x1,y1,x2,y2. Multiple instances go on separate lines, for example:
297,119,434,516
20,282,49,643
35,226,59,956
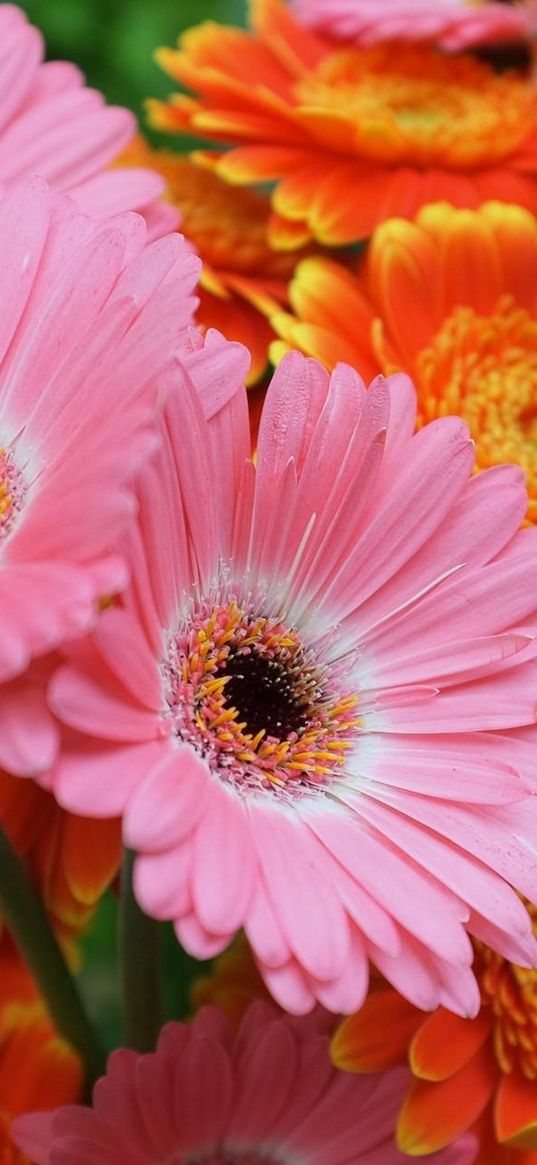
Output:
1,2,537,1163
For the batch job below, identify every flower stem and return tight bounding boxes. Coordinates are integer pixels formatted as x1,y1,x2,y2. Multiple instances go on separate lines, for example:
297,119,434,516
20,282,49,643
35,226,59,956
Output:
119,848,161,1052
0,819,106,1094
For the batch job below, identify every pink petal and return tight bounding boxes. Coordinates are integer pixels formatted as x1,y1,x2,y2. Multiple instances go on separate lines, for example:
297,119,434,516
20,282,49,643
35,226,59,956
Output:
124,746,210,852
192,782,257,934
52,739,167,817
134,844,194,921
0,675,58,775
251,801,351,981
49,660,160,743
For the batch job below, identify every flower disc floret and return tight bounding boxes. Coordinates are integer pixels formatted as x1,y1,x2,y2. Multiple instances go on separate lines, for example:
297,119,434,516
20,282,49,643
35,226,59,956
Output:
296,47,534,167
0,449,25,542
409,296,537,521
475,905,537,1082
164,596,359,796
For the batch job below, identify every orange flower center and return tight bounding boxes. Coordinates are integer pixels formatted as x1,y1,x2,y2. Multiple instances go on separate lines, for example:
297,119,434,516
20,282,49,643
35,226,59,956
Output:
296,47,535,166
475,908,537,1080
411,296,537,521
163,598,359,797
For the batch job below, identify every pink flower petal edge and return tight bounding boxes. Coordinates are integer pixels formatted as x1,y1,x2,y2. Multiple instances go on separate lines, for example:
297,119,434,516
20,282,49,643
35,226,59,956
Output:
0,4,178,237
290,0,535,49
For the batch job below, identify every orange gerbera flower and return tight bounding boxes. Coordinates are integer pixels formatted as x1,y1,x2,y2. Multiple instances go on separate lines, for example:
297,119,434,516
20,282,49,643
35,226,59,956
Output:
0,767,120,938
331,907,537,1163
119,138,307,384
273,200,537,522
148,0,537,247
0,937,81,1163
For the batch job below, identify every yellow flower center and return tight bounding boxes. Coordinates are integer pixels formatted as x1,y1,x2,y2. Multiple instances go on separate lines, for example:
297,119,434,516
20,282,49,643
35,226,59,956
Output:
296,47,535,166
476,908,537,1079
410,296,537,521
0,448,24,541
163,598,359,797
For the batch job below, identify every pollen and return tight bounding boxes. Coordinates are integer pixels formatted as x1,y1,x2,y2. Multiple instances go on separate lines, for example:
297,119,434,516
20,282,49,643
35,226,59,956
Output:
476,906,537,1080
162,597,360,799
0,446,25,541
410,296,537,521
296,45,536,168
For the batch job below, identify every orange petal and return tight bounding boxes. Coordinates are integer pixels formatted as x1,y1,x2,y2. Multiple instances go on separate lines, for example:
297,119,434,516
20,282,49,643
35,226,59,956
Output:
251,0,326,75
436,208,503,318
198,289,272,385
481,201,537,312
62,814,121,908
496,1068,537,1151
291,256,372,333
471,1104,514,1165
267,210,313,251
410,1007,492,1083
331,988,422,1073
397,1048,497,1154
367,215,447,360
0,1008,81,1113
309,163,421,245
216,145,310,185
474,168,537,220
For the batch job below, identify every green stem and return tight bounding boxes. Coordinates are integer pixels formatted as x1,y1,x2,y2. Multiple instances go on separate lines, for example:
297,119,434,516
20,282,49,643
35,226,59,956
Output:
119,848,161,1052
0,820,105,1094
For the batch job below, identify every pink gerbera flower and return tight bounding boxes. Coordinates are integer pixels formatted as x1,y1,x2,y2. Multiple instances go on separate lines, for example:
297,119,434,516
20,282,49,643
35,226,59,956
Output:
290,0,534,50
0,4,177,237
49,351,537,1017
0,174,201,776
12,1002,477,1165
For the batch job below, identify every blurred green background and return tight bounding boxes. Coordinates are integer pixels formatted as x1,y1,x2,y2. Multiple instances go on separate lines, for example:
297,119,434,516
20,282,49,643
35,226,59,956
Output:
19,0,246,132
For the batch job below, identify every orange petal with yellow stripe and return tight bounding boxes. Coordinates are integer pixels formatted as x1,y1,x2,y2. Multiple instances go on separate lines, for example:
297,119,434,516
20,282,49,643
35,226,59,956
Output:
496,1068,537,1151
331,988,422,1073
410,1007,492,1082
397,1047,497,1154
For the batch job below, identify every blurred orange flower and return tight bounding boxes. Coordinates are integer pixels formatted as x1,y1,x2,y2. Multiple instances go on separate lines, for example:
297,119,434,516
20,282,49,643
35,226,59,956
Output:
120,138,308,384
0,938,81,1163
331,907,537,1163
0,767,121,939
273,200,537,522
148,0,537,246
190,934,271,1025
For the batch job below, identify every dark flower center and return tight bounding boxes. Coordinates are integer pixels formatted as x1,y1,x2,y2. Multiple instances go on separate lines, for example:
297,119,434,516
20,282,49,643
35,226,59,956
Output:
219,648,310,740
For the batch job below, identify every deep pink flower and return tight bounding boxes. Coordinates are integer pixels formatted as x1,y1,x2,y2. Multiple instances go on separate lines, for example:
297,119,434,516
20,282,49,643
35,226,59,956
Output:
0,174,200,776
0,4,177,237
49,351,537,1016
12,1002,477,1164
290,0,534,50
